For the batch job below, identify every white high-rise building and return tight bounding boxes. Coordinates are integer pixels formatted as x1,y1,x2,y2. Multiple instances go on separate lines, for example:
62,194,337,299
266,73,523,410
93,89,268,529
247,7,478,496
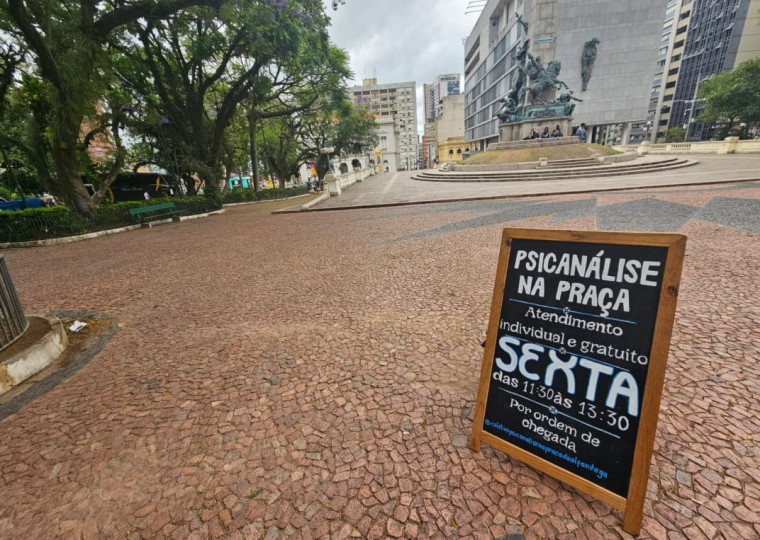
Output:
424,74,461,122
349,78,418,170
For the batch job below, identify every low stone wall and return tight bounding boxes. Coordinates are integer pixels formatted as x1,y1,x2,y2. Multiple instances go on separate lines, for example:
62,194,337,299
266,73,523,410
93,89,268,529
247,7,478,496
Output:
614,137,760,155
324,166,374,196
599,152,637,164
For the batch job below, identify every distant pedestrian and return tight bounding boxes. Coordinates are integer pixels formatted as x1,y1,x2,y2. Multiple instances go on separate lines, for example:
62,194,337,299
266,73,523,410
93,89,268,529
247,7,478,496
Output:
143,191,151,200
577,123,588,142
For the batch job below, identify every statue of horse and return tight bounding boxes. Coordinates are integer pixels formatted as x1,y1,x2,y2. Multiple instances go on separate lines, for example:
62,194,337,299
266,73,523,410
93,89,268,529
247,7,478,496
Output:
519,59,569,105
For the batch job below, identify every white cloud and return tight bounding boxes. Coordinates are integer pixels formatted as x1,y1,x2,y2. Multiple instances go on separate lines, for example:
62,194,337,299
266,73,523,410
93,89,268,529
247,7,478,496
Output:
323,0,481,135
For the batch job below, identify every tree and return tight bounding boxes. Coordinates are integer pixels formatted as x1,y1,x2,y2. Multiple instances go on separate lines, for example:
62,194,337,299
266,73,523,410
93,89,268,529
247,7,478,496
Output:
0,73,55,195
296,97,377,181
663,127,686,143
1,0,226,215
698,58,760,133
112,0,349,198
259,115,301,188
333,106,378,156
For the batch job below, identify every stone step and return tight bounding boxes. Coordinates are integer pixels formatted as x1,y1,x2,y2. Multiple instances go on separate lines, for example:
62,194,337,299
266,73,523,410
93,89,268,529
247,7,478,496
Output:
423,157,683,179
421,157,684,177
412,159,696,183
544,158,600,168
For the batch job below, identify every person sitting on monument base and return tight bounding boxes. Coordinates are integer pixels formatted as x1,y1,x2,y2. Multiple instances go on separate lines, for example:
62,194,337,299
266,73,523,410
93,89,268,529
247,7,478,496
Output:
540,127,550,139
551,125,563,137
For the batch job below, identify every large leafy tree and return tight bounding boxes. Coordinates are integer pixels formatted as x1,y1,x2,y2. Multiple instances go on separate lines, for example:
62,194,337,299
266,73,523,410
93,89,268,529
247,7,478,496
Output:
698,58,760,133
333,106,378,155
258,114,301,188
297,97,377,181
112,0,349,198
0,0,224,215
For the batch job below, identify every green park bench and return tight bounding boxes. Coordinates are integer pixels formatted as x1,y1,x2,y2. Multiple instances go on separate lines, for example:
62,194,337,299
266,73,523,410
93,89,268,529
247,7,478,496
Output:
129,202,185,227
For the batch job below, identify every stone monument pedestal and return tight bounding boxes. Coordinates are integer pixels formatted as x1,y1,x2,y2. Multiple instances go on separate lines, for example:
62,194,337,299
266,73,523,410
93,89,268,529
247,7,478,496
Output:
499,115,573,143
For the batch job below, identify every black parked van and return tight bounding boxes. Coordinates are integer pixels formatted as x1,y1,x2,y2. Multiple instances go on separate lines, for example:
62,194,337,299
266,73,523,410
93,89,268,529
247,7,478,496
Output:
105,173,183,202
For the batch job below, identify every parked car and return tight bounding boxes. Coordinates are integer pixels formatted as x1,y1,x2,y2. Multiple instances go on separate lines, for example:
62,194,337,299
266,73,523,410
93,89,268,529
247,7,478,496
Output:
104,173,183,202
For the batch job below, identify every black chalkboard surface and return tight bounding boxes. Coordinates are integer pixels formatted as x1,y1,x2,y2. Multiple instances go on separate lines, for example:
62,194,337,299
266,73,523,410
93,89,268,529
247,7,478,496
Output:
470,229,686,535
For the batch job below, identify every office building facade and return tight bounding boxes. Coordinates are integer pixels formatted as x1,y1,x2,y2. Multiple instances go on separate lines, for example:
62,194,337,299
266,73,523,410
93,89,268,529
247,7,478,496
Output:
435,94,469,163
464,0,666,149
667,0,760,140
349,78,418,170
424,74,461,122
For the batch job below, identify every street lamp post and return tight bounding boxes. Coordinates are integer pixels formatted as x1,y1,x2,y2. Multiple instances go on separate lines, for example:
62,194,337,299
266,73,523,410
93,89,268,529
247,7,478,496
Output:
320,146,335,172
319,146,335,192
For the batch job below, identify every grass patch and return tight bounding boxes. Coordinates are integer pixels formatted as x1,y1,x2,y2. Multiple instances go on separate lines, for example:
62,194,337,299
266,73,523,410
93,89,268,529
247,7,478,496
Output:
463,143,620,165
246,488,263,499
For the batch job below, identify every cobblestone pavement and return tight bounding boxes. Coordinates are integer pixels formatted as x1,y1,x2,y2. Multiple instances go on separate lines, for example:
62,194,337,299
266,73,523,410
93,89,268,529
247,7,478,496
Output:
1,182,759,539
313,154,760,210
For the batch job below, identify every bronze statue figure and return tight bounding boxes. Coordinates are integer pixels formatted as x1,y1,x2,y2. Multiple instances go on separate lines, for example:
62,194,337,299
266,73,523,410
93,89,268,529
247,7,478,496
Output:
556,90,583,116
518,54,569,105
515,13,529,35
505,41,530,104
494,14,582,126
494,97,519,122
581,38,600,91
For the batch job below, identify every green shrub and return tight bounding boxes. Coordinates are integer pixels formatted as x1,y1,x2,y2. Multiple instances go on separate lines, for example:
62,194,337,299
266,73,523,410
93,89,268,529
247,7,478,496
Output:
0,206,87,242
224,190,247,203
221,186,307,204
0,186,15,200
0,195,222,243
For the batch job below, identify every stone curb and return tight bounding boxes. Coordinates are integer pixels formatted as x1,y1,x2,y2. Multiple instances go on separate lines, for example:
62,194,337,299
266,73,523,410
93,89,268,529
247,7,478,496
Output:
0,311,119,422
223,193,311,207
0,316,68,396
278,177,760,214
0,209,225,249
272,192,330,214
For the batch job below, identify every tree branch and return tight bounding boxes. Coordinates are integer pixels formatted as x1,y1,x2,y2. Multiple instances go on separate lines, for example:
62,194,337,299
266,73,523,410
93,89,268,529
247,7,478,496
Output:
5,0,62,89
92,0,223,38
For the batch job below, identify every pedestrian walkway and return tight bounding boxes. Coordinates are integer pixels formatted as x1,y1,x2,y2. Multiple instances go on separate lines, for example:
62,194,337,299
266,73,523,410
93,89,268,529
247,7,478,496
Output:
1,179,759,539
308,154,760,210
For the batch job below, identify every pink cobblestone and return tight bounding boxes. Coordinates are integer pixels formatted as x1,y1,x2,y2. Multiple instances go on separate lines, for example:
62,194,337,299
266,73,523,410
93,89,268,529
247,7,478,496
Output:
1,182,758,538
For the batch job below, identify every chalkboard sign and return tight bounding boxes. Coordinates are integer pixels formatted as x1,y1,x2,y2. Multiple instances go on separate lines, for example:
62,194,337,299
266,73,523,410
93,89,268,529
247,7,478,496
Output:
470,229,686,535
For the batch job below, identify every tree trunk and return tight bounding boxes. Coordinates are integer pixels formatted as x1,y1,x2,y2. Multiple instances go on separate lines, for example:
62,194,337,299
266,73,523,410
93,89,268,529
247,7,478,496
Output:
200,167,220,200
90,120,125,207
247,108,260,192
51,106,92,216
316,154,329,180
223,145,234,193
183,174,196,196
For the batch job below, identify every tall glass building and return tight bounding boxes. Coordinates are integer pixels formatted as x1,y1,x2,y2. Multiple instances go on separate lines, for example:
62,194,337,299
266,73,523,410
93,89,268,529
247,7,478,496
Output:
668,0,759,140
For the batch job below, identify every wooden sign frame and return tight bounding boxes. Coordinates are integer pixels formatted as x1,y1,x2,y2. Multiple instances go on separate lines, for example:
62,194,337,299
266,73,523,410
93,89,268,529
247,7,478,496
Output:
470,228,686,535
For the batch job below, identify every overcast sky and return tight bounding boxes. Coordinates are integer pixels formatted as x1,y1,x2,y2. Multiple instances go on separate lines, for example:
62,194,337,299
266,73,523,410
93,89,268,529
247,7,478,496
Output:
322,0,482,136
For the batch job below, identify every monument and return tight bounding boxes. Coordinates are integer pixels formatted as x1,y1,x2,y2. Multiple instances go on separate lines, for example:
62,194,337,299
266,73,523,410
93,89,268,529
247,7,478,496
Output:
493,14,582,143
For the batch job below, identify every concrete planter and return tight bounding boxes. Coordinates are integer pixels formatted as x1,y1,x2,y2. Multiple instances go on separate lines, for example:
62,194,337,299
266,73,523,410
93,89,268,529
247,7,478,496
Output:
0,316,68,395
